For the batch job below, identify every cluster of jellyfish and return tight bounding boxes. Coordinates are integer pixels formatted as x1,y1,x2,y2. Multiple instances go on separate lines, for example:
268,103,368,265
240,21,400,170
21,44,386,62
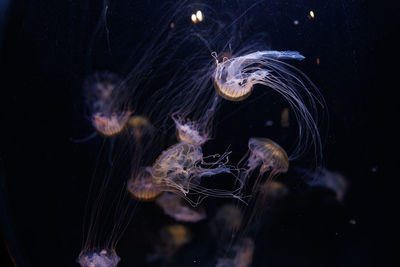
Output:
73,1,333,267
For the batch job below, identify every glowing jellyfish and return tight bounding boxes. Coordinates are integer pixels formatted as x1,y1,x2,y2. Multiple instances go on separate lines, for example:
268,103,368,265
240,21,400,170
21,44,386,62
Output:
127,167,162,201
212,50,324,162
83,71,131,137
77,249,120,267
151,142,235,205
246,137,289,178
173,115,209,146
216,238,254,267
156,192,206,222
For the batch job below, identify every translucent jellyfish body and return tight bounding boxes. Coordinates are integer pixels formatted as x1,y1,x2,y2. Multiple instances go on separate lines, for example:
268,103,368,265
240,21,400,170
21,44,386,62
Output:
213,51,305,101
216,238,255,267
127,167,162,201
151,142,231,202
247,137,289,178
156,192,206,222
127,115,152,140
92,112,131,137
83,71,131,137
149,224,192,262
77,249,120,267
213,50,323,162
173,116,208,146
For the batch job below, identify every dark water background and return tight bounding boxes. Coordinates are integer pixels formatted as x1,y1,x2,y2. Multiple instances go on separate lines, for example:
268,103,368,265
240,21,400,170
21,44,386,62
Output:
0,0,393,266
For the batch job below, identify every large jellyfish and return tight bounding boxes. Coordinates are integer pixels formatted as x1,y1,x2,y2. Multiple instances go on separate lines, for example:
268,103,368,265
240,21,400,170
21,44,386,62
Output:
150,141,237,205
212,50,324,162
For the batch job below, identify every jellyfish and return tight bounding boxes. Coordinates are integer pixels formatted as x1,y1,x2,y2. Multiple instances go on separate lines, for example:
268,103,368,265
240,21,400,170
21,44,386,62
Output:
210,204,243,248
127,167,162,201
83,71,131,137
173,115,209,146
212,50,324,163
216,238,255,267
147,224,192,262
246,137,289,179
307,168,348,202
127,115,153,141
237,138,289,237
156,192,206,222
151,141,239,205
77,249,120,267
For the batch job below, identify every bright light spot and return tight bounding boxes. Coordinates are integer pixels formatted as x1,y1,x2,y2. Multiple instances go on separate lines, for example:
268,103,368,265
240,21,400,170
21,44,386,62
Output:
293,20,299,25
191,14,197,23
309,10,315,19
170,22,175,29
316,57,320,65
196,10,203,22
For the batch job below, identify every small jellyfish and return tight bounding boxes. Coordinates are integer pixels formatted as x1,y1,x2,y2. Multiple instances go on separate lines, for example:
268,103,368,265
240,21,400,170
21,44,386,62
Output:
173,116,209,146
216,238,255,267
83,71,131,137
92,111,131,137
77,248,120,267
127,115,153,140
156,192,206,222
151,142,234,205
127,167,162,201
246,137,289,178
148,224,192,262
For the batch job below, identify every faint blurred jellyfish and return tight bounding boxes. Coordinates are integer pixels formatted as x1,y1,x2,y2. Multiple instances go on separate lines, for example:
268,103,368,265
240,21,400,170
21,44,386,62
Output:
308,168,348,202
216,238,255,267
127,167,162,201
78,249,120,267
210,204,242,247
150,142,237,205
148,224,192,262
83,71,131,137
156,192,206,222
212,50,323,162
127,115,153,141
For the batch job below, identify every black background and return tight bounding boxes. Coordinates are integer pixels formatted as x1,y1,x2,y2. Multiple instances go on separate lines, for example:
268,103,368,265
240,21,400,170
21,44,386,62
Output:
0,0,393,266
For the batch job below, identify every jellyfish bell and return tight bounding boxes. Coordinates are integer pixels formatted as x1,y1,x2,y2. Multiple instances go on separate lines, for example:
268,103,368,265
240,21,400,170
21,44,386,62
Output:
247,137,289,178
173,115,209,146
77,248,120,267
127,167,162,201
156,192,207,222
92,111,132,137
83,71,132,137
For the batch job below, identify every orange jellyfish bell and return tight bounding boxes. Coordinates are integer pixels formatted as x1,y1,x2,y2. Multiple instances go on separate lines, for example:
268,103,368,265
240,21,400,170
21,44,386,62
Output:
127,167,162,201
248,137,289,176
